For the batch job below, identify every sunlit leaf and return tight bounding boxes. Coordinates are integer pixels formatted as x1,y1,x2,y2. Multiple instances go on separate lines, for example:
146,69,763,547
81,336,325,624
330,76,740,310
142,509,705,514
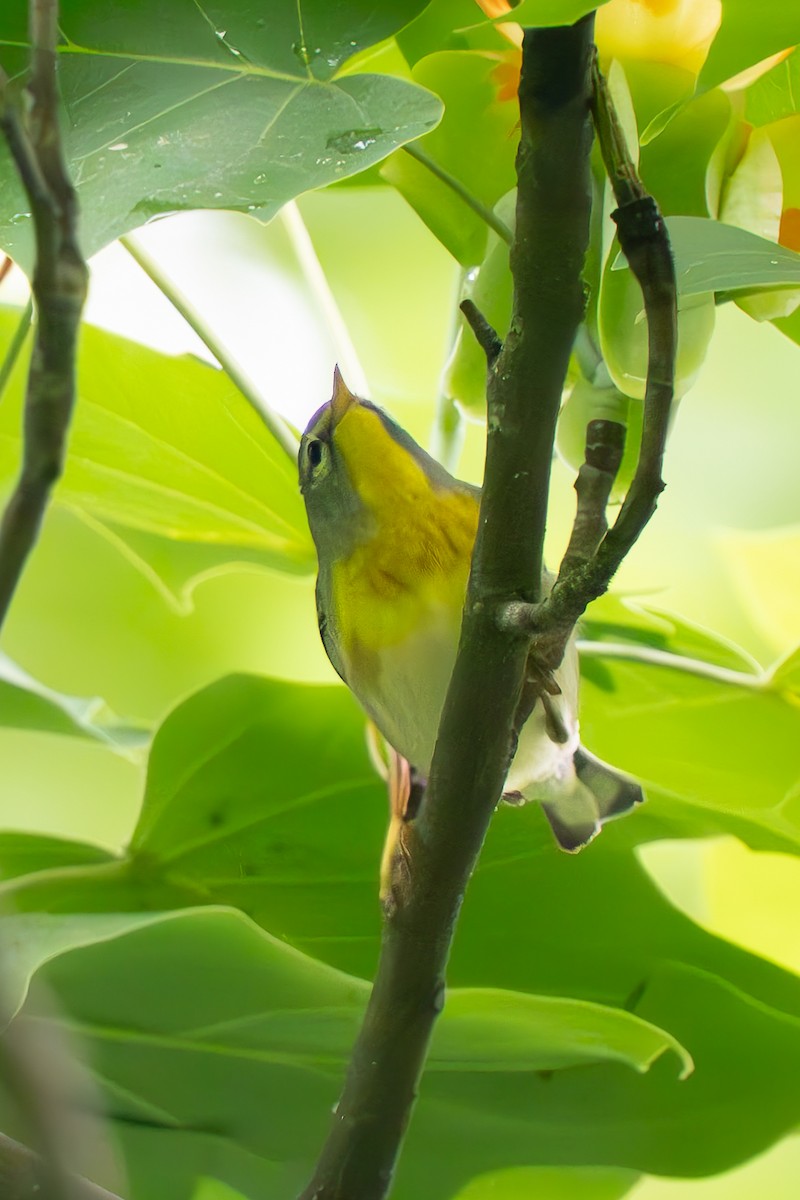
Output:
0,651,147,750
699,1,800,92
7,907,689,1198
0,315,315,572
745,47,800,126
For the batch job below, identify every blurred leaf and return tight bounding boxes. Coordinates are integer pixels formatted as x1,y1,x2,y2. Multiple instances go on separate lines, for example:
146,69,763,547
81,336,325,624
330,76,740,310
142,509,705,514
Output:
745,47,800,126
638,87,731,217
381,51,518,264
450,1165,638,1200
0,651,148,750
442,190,515,416
600,241,716,400
192,1181,252,1200
580,645,800,852
580,595,762,673
717,127,800,320
716,528,800,659
74,515,288,616
0,911,168,1024
486,1,608,28
10,907,689,1198
699,2,800,92
0,831,113,883
0,1,440,268
397,0,513,65
0,316,315,572
665,215,800,295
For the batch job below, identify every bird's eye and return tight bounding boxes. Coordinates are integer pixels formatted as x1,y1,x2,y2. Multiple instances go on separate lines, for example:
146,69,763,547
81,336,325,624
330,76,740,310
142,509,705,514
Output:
307,439,324,470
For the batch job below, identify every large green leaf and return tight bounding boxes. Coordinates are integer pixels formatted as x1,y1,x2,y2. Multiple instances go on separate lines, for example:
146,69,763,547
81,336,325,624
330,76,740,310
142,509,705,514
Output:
3,668,800,1188
0,1,440,268
0,651,147,749
699,2,800,92
5,907,689,1199
0,314,314,572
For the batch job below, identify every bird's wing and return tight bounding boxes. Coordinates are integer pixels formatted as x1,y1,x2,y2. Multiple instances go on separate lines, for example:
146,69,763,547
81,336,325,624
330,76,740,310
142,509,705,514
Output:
315,571,348,686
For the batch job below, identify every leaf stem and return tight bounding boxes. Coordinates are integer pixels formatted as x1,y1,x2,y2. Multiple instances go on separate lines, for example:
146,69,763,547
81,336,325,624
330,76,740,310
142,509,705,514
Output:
402,142,514,246
576,639,765,688
280,201,370,396
119,233,299,463
0,299,33,405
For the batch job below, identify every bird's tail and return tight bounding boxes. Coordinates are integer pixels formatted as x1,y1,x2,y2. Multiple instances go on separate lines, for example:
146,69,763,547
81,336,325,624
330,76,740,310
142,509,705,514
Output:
520,745,644,853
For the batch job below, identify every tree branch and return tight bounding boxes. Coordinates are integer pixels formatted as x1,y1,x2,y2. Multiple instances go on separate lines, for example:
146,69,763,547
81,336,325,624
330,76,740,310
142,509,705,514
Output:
0,0,88,633
499,56,677,669
0,1133,122,1200
298,18,596,1200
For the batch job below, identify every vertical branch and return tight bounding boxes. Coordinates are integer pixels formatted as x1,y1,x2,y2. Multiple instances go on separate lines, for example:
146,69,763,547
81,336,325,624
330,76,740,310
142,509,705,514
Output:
298,17,596,1200
0,0,88,632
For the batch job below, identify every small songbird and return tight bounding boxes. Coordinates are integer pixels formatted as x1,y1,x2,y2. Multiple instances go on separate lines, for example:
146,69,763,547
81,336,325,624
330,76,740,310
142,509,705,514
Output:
299,369,642,895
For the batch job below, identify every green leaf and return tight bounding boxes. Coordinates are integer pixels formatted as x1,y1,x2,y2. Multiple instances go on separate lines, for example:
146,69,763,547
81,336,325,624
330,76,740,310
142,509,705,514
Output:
192,1181,253,1200
745,47,800,126
638,86,732,218
0,831,113,884
0,911,169,1025
381,51,518,264
0,651,148,750
580,643,800,851
10,906,689,1199
450,1166,638,1200
0,315,315,573
580,595,762,674
487,1,609,28
0,1,441,268
433,988,691,1077
699,2,800,92
396,0,514,66
665,215,800,296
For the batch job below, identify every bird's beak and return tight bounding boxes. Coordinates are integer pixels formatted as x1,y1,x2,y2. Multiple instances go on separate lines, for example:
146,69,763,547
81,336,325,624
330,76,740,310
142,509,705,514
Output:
330,364,357,425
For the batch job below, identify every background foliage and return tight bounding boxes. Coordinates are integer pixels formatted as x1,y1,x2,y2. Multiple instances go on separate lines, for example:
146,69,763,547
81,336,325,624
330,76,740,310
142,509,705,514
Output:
1,2,800,1198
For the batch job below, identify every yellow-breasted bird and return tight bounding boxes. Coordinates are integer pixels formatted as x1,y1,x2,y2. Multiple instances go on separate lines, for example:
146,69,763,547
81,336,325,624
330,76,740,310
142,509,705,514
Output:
299,369,642,894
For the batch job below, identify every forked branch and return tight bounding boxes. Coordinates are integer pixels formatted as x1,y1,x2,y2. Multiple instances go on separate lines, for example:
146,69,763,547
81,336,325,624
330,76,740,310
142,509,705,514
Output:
0,0,88,632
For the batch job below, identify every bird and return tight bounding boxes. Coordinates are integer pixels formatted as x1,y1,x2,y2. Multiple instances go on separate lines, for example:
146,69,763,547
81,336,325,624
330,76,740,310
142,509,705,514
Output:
299,368,643,898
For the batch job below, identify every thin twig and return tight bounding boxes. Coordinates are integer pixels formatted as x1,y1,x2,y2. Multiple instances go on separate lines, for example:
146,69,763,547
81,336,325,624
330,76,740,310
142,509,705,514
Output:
401,142,514,245
559,417,625,575
298,19,596,1200
459,298,502,363
0,0,89,633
